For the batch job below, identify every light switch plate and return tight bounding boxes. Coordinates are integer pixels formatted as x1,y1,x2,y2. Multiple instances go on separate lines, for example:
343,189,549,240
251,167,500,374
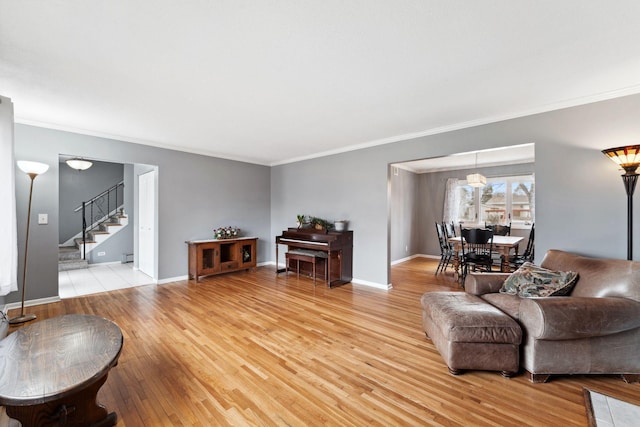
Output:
38,213,48,225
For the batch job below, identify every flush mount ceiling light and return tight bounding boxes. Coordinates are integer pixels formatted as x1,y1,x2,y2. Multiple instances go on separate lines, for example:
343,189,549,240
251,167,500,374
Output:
66,158,93,171
466,153,486,187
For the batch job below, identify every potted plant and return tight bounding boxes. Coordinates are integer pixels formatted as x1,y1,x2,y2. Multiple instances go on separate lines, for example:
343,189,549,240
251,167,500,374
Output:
296,214,306,229
214,226,240,240
309,217,332,232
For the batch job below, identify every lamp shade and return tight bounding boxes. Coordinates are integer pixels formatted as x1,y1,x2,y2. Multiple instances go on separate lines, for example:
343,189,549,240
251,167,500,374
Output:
66,158,93,171
602,145,640,174
17,160,49,175
466,173,486,187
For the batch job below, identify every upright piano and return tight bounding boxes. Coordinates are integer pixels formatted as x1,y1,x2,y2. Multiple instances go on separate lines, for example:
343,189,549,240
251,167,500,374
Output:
276,228,353,287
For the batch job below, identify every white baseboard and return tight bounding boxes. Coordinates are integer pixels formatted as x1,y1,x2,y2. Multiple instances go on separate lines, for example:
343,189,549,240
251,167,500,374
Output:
88,261,125,267
351,278,392,290
391,254,439,265
265,261,282,268
157,275,185,285
164,258,430,290
268,261,391,290
160,262,270,285
4,296,61,311
391,254,418,265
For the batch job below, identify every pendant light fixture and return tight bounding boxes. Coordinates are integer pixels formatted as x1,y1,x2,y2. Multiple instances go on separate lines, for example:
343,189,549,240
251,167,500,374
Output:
66,157,93,171
466,152,486,187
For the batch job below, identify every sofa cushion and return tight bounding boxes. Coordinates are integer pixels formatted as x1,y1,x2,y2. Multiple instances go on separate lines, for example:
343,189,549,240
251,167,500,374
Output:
481,293,522,320
421,292,521,344
541,249,640,301
500,262,578,298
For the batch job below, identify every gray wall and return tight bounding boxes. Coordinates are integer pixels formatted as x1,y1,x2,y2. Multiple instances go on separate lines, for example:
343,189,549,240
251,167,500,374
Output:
272,93,640,287
10,124,271,303
271,147,392,286
389,167,420,261
10,92,640,300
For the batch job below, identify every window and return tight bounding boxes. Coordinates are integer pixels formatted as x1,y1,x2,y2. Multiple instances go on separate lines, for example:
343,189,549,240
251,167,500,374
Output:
455,175,534,227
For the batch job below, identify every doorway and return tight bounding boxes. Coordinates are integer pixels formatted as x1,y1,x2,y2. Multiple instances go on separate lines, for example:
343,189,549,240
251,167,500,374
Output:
137,169,157,279
57,156,158,296
387,144,535,283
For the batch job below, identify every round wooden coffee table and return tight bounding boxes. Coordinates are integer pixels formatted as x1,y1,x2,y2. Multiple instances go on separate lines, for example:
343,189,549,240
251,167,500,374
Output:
0,314,123,427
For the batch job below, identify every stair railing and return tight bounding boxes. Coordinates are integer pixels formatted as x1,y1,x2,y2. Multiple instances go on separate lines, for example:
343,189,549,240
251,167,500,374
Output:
74,181,125,259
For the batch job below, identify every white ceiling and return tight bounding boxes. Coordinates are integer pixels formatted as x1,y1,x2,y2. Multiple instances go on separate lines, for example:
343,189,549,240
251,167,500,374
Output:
2,1,640,166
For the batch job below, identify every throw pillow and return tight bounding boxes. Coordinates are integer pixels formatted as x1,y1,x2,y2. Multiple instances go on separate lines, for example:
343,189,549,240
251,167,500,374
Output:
500,262,579,298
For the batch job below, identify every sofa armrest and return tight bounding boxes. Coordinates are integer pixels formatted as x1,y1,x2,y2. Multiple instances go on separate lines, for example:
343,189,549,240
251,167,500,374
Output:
519,297,640,340
465,273,510,296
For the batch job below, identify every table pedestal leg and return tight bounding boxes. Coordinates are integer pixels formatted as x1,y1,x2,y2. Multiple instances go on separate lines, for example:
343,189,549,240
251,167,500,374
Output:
499,245,518,272
6,373,117,427
452,248,462,283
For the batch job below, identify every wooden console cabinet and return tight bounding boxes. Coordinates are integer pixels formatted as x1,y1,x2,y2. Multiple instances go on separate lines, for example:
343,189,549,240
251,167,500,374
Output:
186,237,258,282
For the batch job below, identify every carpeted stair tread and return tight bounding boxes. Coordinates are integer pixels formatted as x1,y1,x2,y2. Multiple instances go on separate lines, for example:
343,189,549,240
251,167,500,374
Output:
58,259,89,271
59,246,81,261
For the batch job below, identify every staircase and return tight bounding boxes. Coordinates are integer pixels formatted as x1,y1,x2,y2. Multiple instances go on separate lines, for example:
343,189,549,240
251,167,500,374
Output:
58,246,88,271
58,213,128,271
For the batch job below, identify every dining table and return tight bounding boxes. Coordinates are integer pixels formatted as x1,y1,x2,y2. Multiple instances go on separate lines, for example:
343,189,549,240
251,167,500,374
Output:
448,234,524,276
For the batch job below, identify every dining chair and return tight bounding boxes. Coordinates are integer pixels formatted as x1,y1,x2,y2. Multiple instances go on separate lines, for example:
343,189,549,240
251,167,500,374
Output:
459,227,495,284
443,221,461,269
507,223,535,270
444,221,456,239
485,222,511,268
485,222,511,236
434,222,453,275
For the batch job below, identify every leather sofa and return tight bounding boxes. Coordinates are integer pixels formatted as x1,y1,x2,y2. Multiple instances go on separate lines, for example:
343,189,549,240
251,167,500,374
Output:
426,249,640,382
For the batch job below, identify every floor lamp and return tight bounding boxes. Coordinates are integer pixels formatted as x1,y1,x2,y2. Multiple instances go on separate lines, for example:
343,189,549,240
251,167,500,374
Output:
602,145,640,261
9,160,49,325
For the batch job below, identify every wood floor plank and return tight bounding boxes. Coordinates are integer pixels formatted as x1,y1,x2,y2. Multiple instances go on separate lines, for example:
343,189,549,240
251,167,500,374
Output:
6,258,640,426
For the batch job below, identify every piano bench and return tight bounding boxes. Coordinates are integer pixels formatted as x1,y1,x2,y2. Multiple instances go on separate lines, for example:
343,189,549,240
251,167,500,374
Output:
285,249,328,284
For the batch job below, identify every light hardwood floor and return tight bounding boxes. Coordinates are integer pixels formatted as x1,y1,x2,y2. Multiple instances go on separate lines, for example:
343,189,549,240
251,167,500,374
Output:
7,258,640,426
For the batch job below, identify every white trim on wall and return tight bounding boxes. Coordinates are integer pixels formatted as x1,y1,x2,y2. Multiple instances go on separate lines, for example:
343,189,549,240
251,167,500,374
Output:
5,296,61,311
390,254,438,266
351,279,392,290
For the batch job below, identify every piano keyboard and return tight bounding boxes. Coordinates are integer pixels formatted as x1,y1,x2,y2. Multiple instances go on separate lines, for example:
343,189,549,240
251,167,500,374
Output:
278,238,328,246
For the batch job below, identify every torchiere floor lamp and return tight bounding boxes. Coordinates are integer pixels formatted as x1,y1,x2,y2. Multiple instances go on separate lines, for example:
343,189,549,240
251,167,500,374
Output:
9,160,49,325
602,145,640,261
